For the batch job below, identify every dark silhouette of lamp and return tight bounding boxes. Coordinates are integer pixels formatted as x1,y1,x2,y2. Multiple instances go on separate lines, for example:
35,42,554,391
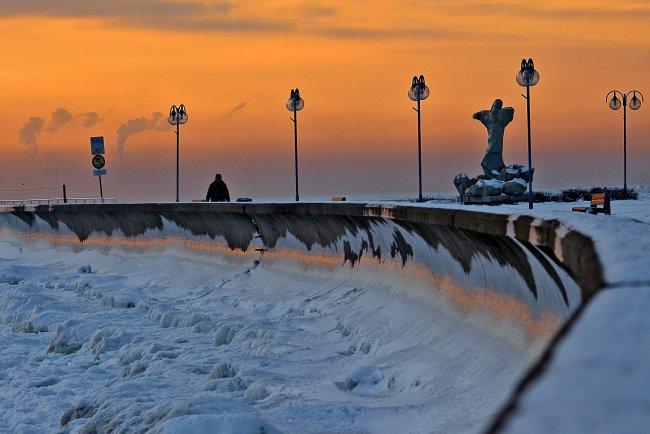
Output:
516,58,540,210
408,75,429,202
286,89,304,202
606,90,644,198
168,104,188,202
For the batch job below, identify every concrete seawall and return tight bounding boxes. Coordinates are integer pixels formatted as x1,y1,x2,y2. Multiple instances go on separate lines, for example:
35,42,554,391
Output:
0,202,611,431
3,202,604,295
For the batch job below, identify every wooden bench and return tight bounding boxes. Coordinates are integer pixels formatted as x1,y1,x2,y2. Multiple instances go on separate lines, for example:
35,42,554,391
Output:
572,192,611,215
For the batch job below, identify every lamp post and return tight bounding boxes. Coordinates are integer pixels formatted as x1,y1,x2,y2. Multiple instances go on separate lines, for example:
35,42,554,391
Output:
408,75,430,202
168,104,188,202
516,58,540,210
286,89,304,202
606,90,644,199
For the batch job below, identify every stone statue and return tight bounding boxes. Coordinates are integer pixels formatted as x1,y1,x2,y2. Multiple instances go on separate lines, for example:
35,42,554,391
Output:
453,98,530,204
472,99,514,177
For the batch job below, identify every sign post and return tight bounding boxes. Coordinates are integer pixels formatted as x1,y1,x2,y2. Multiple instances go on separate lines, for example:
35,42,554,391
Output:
90,137,107,203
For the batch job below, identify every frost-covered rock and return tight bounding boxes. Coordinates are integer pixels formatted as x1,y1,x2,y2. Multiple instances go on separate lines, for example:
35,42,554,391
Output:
26,310,67,333
502,178,528,196
60,401,97,427
148,304,211,328
48,320,93,355
0,273,23,285
78,265,92,274
454,173,472,196
466,179,504,196
209,362,236,379
519,166,534,183
244,380,269,400
89,329,131,358
213,323,243,346
101,295,137,309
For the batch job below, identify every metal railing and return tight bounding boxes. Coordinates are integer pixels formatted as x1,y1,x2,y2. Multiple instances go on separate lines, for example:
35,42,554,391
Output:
0,197,117,205
0,185,116,206
0,186,63,202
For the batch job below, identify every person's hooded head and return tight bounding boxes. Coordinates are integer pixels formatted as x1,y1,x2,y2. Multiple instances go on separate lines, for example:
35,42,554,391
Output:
215,173,222,181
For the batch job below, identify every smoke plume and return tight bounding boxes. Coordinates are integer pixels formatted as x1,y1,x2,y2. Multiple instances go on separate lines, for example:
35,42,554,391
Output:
19,117,45,154
116,112,166,158
46,107,73,132
79,112,102,128
223,101,247,119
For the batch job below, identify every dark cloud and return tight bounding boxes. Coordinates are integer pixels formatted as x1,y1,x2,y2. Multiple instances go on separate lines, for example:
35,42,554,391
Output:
46,107,73,132
223,101,247,119
431,1,650,19
19,117,45,154
0,0,293,33
116,112,166,158
79,112,102,128
159,18,292,32
0,0,538,39
0,0,220,19
7,0,639,41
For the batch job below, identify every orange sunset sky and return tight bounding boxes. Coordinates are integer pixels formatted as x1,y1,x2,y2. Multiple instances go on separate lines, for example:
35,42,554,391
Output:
0,0,648,201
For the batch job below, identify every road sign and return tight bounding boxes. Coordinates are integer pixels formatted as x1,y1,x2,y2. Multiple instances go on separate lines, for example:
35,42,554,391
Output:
93,169,107,176
90,136,105,155
91,154,105,170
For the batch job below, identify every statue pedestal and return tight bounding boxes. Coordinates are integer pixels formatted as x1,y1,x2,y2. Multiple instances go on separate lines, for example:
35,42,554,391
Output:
459,194,529,205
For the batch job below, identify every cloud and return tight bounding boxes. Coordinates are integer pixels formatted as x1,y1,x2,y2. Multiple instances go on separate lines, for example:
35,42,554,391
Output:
223,101,247,119
19,117,45,154
0,0,218,19
298,4,337,20
46,107,73,132
311,25,467,40
0,0,516,40
79,112,102,128
116,112,166,158
0,0,293,33
430,0,650,19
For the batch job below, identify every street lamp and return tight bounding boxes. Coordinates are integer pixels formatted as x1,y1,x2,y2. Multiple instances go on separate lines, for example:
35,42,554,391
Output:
408,75,430,202
286,89,304,202
606,90,644,198
516,58,540,210
168,104,188,202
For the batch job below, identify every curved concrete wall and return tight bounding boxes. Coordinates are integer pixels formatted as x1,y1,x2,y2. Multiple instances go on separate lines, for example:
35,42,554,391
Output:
0,203,605,430
0,203,599,354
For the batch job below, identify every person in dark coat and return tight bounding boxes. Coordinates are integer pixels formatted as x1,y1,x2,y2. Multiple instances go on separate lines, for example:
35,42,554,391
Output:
206,174,230,202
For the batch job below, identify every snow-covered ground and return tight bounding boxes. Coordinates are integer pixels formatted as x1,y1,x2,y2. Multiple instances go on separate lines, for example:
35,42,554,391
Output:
0,230,542,433
501,285,650,434
346,185,650,224
0,189,647,433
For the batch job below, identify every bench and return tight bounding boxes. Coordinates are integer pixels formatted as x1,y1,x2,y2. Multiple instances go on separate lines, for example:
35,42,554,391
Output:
572,192,611,215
